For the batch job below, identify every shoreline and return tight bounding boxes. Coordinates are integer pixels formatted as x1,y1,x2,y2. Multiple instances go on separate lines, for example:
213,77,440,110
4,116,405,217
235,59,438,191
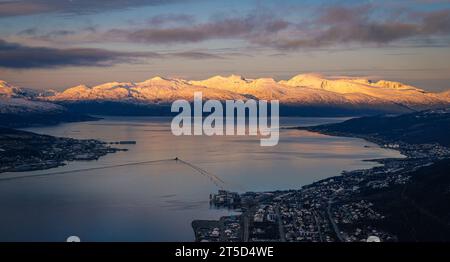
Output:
192,128,450,242
0,127,126,174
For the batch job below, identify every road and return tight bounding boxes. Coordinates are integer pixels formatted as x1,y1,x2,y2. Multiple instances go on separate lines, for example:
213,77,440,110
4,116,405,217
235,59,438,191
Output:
243,214,249,242
312,211,324,242
327,199,345,242
276,206,286,242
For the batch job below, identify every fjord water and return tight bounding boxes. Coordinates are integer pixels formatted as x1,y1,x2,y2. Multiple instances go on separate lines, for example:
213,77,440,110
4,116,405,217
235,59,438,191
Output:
0,117,403,241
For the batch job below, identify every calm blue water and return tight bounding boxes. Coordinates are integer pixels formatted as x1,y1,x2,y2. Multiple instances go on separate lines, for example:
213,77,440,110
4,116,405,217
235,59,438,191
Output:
0,117,403,241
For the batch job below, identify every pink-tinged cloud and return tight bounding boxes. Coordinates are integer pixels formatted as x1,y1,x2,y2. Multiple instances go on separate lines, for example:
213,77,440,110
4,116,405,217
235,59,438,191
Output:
101,6,450,50
257,6,450,50
106,13,290,44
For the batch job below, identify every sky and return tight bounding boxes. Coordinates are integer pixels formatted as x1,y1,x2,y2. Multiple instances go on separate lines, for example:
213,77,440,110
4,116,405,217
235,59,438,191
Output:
0,0,450,92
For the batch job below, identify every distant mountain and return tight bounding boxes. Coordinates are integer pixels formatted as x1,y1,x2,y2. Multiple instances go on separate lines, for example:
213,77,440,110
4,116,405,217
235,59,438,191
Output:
47,77,248,102
0,97,63,114
305,108,450,146
0,81,96,127
0,101,97,127
440,90,450,100
1,74,450,118
43,74,449,114
0,80,58,99
0,80,64,114
279,74,448,110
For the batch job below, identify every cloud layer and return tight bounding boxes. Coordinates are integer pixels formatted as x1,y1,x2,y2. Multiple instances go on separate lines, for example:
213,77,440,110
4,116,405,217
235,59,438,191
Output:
107,13,289,44
0,39,156,68
102,5,450,50
0,39,226,69
0,0,184,17
262,6,450,50
2,2,450,69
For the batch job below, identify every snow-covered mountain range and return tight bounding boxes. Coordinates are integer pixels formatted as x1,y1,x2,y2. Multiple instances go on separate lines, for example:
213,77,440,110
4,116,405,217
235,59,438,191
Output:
1,74,449,116
1,80,92,127
0,80,62,114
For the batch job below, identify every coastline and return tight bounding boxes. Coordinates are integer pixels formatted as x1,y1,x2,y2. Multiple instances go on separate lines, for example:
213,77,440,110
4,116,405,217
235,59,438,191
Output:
192,128,450,242
0,127,126,174
3,116,450,241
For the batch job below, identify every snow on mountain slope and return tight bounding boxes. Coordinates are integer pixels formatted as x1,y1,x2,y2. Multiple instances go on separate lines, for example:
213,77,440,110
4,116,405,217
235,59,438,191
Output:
0,80,47,99
0,80,21,98
0,97,63,114
49,76,248,103
133,77,247,102
49,83,133,101
190,75,292,100
1,81,65,114
439,90,450,100
192,75,347,104
1,73,449,114
191,75,421,110
53,74,357,105
280,74,449,109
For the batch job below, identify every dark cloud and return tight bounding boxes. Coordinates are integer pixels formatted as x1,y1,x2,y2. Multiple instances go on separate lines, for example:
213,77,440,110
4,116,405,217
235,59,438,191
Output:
5,3,450,52
0,39,228,69
0,0,186,17
420,9,450,34
101,6,450,50
0,39,160,68
107,13,290,44
261,6,450,50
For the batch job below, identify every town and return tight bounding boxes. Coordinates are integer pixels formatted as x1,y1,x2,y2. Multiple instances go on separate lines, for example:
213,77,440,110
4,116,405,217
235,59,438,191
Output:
192,140,450,242
0,127,125,173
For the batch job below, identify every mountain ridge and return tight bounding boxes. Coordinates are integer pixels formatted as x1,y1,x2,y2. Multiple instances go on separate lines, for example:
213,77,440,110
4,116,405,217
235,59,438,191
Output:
48,74,450,106
30,74,450,105
1,74,449,118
